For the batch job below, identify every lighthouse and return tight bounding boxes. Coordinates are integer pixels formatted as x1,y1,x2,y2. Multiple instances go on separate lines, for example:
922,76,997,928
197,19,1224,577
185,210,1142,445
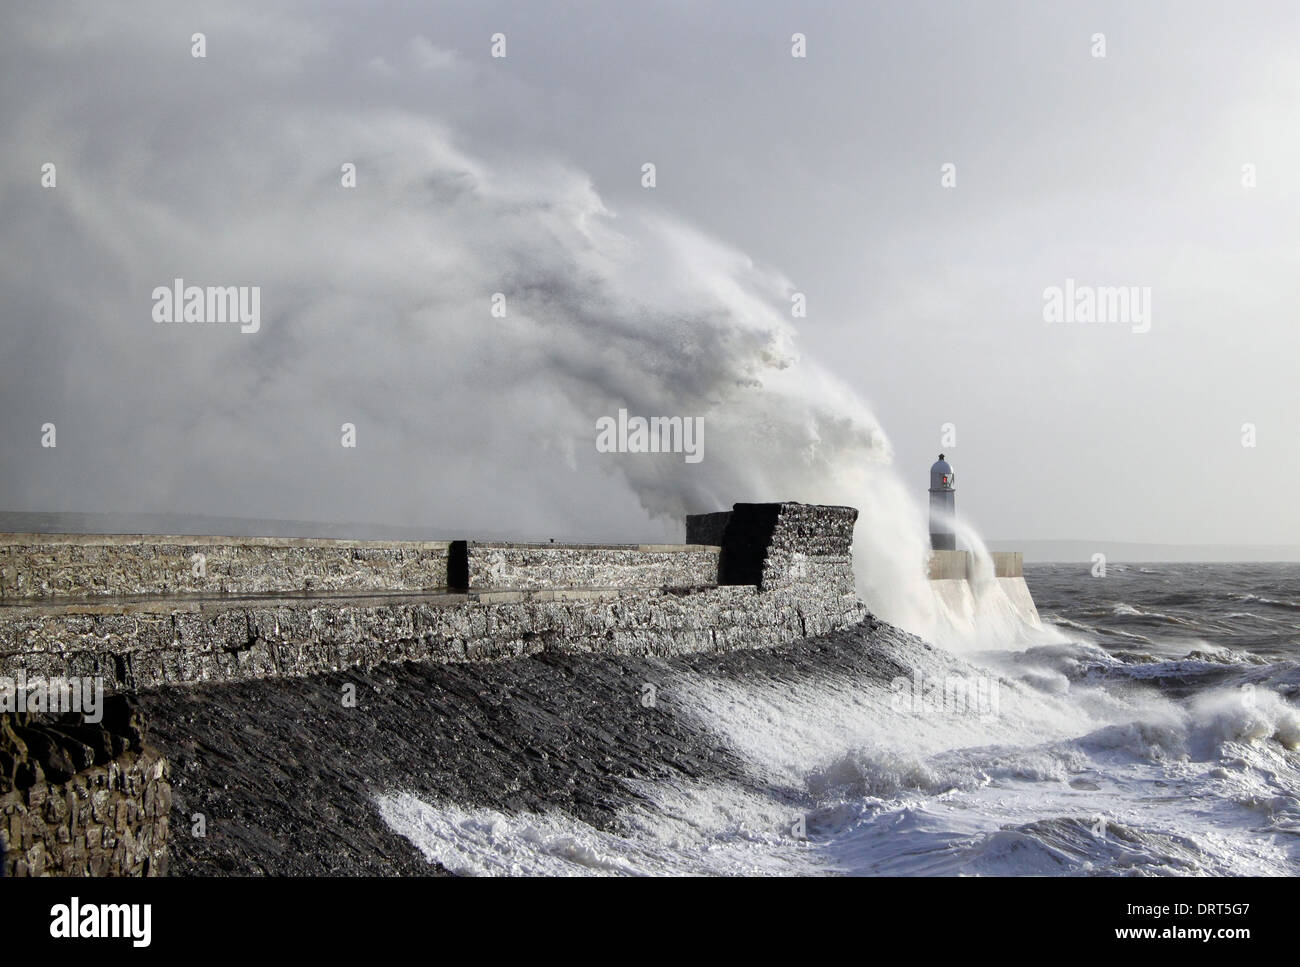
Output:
929,454,956,550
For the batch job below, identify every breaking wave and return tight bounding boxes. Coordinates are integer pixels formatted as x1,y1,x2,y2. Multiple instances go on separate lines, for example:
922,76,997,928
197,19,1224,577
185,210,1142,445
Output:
380,567,1300,875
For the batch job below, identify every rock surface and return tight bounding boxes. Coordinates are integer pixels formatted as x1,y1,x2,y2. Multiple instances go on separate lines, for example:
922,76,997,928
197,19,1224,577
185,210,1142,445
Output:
138,617,911,876
0,697,170,876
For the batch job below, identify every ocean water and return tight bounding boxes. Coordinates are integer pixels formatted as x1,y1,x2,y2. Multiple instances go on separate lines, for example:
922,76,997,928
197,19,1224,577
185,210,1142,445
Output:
379,563,1300,876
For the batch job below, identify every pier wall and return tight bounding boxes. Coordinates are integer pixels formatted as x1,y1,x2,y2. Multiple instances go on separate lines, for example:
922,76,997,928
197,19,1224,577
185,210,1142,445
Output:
927,550,1041,627
0,503,866,692
0,501,1050,878
0,535,452,600
461,542,718,591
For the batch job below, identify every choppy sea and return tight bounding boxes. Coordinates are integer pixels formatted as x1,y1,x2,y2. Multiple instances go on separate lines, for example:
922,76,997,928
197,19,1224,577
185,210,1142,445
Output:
378,563,1300,875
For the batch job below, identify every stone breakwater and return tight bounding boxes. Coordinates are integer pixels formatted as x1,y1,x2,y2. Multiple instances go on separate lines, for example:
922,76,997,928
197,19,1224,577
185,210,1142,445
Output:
0,535,453,600
142,619,914,876
463,542,718,591
926,549,1042,628
0,503,865,691
0,501,868,876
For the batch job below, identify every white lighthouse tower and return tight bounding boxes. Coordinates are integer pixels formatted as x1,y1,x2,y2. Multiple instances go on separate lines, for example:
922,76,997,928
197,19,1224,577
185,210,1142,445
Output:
929,454,956,551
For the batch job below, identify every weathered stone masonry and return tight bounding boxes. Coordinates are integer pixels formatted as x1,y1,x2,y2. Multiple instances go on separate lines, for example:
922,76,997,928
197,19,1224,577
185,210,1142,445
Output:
1,698,169,877
0,501,866,876
0,502,865,691
0,535,452,600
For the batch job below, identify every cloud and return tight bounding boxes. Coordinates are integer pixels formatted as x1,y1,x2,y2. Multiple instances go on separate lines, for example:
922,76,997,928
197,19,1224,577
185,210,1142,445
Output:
409,35,459,72
0,11,924,597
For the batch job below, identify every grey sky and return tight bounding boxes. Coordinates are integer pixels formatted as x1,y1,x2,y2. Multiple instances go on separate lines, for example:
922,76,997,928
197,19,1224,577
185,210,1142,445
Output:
1,0,1297,549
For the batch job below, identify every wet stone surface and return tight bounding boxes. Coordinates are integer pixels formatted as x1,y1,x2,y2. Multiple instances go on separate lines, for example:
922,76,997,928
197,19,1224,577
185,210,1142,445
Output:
140,617,914,876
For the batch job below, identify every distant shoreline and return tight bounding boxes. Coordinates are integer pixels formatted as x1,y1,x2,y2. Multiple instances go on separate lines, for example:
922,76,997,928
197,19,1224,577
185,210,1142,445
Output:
992,540,1300,564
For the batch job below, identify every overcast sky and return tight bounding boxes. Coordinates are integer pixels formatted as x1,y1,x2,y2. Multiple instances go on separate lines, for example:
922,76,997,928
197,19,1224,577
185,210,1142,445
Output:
2,1,1297,547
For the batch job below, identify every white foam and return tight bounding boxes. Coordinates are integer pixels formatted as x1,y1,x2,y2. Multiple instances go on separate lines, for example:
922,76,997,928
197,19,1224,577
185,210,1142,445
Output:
377,541,1300,876
376,780,830,877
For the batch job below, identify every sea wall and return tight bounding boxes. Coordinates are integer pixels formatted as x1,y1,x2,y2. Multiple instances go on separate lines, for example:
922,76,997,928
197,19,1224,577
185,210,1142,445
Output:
927,550,1041,627
688,503,858,592
140,619,917,877
928,550,1023,580
0,535,452,600
0,501,864,878
0,502,867,692
0,585,870,691
0,501,1051,877
462,542,718,591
